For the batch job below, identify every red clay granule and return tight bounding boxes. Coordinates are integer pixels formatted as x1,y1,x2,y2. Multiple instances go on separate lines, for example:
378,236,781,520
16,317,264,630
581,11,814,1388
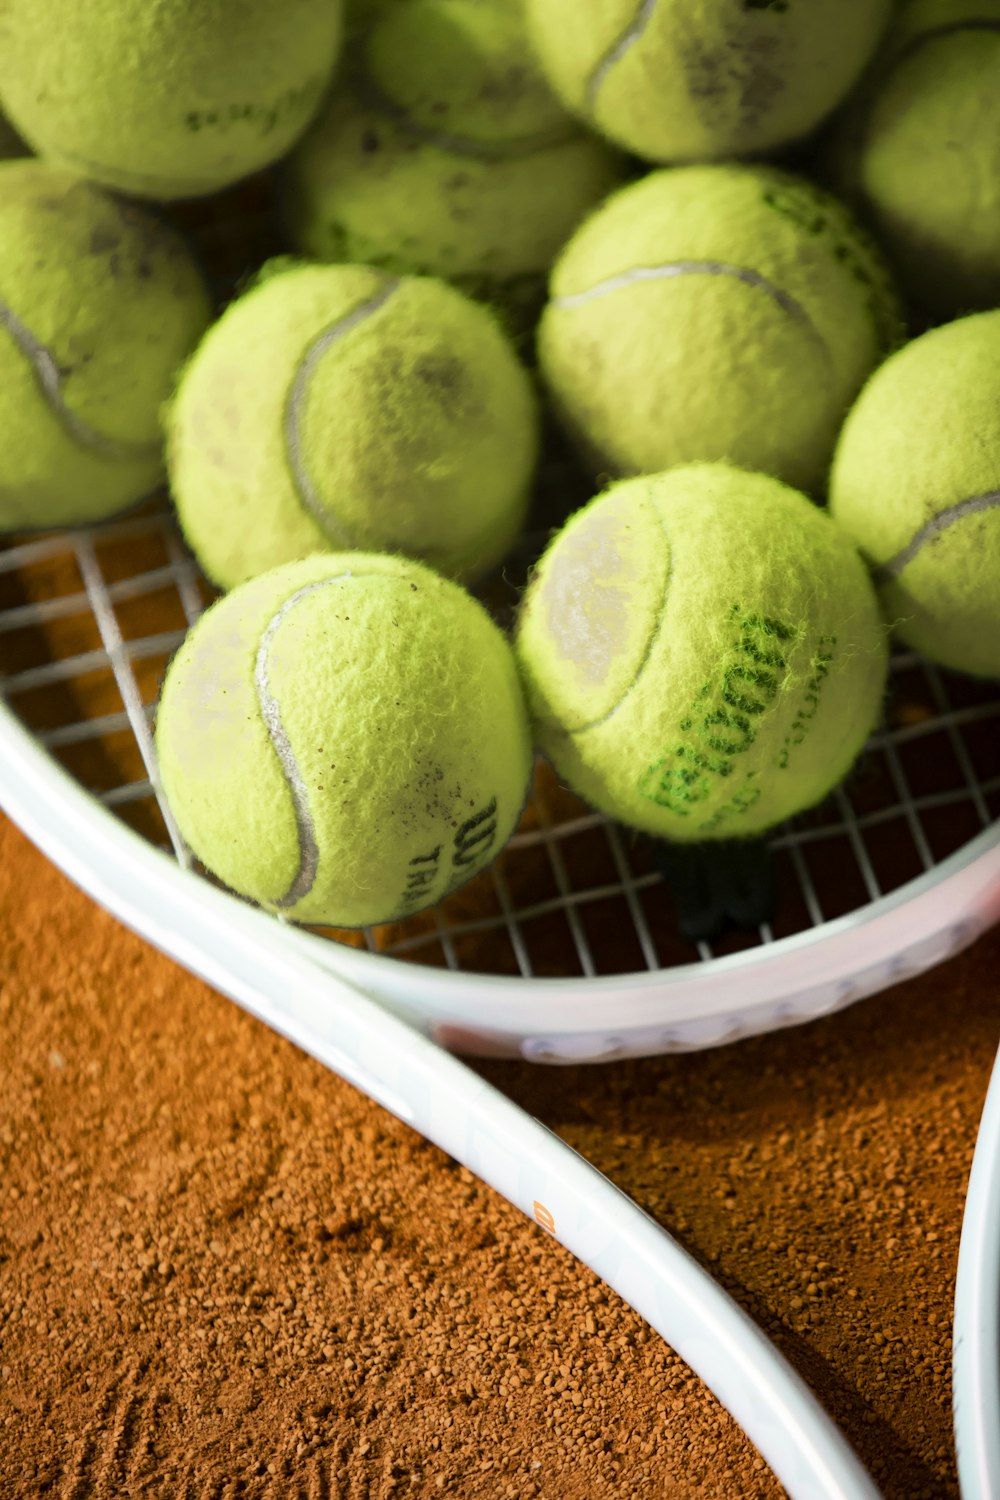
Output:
0,808,997,1499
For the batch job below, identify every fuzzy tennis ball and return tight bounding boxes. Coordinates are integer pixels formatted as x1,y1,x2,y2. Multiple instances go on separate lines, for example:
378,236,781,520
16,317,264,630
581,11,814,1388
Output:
167,260,539,589
0,0,343,200
829,0,1000,317
0,161,212,532
156,551,533,928
515,464,888,840
538,163,901,495
830,311,1000,680
524,0,892,164
281,0,625,307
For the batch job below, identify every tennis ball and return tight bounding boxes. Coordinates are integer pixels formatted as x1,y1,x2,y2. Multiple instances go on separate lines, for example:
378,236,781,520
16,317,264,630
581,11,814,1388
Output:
167,260,539,590
828,0,1000,317
0,161,212,532
538,163,901,495
281,0,625,307
829,311,1000,680
524,0,892,163
156,551,533,929
515,464,888,840
0,0,343,200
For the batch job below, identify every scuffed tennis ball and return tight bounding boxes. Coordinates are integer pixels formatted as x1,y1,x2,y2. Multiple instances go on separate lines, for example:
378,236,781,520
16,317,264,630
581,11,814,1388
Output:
0,161,212,531
538,163,901,494
281,0,625,307
829,311,1000,680
0,0,344,200
524,0,892,164
515,464,888,840
156,552,534,929
167,260,539,589
829,0,1000,317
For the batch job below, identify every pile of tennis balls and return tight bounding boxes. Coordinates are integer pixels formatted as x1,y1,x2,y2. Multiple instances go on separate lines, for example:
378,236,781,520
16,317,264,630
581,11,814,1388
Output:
1,0,998,930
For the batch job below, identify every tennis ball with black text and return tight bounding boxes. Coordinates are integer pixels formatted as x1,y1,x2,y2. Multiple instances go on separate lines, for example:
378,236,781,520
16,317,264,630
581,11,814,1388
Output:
156,552,534,930
515,464,889,841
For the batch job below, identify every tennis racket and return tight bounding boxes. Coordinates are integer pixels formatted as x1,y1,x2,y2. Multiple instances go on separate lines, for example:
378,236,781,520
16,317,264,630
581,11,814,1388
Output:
2,503,999,1498
954,1035,1000,1500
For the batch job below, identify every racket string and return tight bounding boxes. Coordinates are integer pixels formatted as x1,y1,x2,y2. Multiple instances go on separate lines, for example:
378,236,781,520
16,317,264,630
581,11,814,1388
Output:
1,499,999,978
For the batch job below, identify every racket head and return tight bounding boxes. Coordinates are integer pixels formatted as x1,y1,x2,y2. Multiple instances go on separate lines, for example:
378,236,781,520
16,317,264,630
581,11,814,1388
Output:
1,502,998,1062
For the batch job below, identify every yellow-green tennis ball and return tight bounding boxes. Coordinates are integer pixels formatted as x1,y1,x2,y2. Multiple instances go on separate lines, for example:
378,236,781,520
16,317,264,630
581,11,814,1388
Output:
538,163,901,495
524,0,892,164
829,0,1000,317
156,551,533,928
0,0,344,201
168,260,539,589
829,311,1000,680
515,464,888,841
0,161,212,531
281,0,625,303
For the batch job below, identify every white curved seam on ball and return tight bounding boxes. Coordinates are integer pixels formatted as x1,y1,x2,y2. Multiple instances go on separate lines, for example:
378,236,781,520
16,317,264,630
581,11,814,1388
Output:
551,261,830,362
284,279,398,546
255,575,356,908
876,488,1000,581
0,298,163,460
541,499,674,738
585,0,660,112
354,68,576,159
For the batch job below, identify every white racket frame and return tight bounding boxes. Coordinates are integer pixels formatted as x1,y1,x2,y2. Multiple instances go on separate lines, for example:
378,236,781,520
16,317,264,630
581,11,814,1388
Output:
954,1038,1000,1500
3,515,1000,1498
0,700,884,1499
